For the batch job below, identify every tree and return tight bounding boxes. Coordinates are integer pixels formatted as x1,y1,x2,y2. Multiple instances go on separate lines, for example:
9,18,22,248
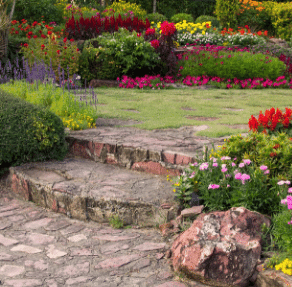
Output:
0,0,16,59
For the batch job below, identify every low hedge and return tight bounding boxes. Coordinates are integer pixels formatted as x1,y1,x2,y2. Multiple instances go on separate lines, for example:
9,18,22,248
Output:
0,90,68,175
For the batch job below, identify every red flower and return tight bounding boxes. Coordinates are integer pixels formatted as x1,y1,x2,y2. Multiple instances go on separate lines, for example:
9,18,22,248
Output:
264,30,268,36
41,34,46,39
41,44,45,50
160,21,176,36
245,25,249,29
33,35,37,39
63,37,67,43
47,31,52,35
145,28,155,35
56,50,60,55
270,152,277,157
70,38,74,42
15,31,19,34
257,31,262,36
23,43,29,48
27,35,31,39
45,52,47,55
199,63,203,66
28,31,33,36
273,144,280,149
150,39,159,49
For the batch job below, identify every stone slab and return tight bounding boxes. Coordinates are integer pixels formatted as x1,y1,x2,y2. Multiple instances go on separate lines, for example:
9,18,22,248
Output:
9,158,177,227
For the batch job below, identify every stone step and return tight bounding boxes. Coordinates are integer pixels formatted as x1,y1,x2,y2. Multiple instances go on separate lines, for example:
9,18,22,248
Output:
65,126,227,176
9,157,178,227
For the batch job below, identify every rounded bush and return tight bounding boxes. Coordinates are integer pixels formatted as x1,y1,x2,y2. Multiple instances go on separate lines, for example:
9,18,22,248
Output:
195,15,222,29
146,13,167,24
170,13,194,23
0,91,68,175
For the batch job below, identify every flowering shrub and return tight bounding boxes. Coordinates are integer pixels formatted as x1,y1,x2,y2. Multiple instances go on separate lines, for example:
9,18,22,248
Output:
62,111,96,130
249,107,292,135
178,46,286,81
172,156,282,215
275,258,292,276
214,132,292,179
65,14,150,40
118,75,178,89
20,35,80,81
9,19,63,39
144,21,178,76
175,20,212,35
101,0,147,20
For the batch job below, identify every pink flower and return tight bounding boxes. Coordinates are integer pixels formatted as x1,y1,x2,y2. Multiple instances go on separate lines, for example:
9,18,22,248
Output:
241,174,250,181
221,167,228,172
199,162,209,170
243,159,251,165
260,165,268,171
278,180,291,186
239,163,245,168
213,163,218,167
235,173,242,180
288,188,292,193
264,170,270,175
221,156,231,160
208,184,220,189
232,163,236,167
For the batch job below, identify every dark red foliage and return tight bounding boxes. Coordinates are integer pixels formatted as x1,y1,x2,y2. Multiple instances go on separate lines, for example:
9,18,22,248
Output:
65,14,150,40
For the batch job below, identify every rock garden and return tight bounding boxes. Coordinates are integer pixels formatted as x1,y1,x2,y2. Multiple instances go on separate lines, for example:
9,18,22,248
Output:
1,0,292,286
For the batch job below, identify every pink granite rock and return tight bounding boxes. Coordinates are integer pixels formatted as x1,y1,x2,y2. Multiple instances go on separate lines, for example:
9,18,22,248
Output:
171,207,271,287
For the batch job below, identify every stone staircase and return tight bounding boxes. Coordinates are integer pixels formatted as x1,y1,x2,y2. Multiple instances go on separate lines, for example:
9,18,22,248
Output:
8,125,226,227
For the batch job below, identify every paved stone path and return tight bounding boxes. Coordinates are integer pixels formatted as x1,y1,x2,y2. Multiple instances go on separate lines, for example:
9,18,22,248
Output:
0,191,209,287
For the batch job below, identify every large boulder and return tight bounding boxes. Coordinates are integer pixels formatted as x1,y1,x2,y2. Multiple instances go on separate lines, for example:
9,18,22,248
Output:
171,207,271,287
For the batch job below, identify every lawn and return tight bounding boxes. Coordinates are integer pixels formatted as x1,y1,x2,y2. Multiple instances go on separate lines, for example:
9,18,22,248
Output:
80,87,292,138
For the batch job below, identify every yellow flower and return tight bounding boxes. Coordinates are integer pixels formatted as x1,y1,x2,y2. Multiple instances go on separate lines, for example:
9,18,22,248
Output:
173,189,176,192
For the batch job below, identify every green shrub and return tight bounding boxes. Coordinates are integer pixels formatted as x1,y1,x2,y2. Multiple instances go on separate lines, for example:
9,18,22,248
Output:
0,91,68,175
78,28,161,81
9,0,64,25
214,0,240,29
270,2,292,41
179,50,286,81
170,13,194,23
195,15,221,29
146,12,167,24
272,209,292,252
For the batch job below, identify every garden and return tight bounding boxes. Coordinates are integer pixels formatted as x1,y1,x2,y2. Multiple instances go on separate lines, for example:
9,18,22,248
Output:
1,0,292,278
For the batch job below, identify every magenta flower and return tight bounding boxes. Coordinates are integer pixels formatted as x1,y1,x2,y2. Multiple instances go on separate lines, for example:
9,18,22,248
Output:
235,173,242,180
221,167,228,172
288,188,292,193
232,162,236,167
221,156,231,160
260,165,268,171
208,184,220,189
239,163,245,168
241,174,250,181
213,163,218,167
264,170,270,175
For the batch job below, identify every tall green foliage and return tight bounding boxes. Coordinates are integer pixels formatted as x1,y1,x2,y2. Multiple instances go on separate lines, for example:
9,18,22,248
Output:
215,0,240,29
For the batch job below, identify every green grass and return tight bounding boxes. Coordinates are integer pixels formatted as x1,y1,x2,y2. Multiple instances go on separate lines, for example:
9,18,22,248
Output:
83,87,292,138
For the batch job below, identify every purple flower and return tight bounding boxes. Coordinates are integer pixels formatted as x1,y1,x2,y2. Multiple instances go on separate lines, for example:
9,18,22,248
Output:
208,184,220,189
199,162,209,170
260,165,268,171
